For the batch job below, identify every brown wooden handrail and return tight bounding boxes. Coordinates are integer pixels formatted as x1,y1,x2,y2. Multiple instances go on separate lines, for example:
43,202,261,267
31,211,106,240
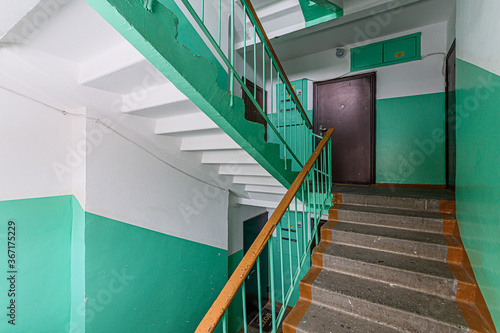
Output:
243,0,313,129
195,128,334,333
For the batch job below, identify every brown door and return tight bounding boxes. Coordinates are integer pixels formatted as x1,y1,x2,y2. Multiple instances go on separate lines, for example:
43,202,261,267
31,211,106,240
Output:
314,72,376,184
242,79,267,141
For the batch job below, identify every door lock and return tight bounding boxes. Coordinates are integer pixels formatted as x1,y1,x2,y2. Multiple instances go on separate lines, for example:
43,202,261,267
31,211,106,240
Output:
319,125,327,136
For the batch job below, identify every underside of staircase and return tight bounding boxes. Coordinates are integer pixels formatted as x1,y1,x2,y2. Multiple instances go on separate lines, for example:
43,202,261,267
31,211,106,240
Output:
86,0,300,191
283,187,496,333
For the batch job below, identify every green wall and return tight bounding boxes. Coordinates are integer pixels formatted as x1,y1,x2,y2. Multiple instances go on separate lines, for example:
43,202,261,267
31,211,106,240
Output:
376,92,446,185
70,197,86,332
0,196,75,332
85,212,228,332
0,195,229,332
455,59,500,327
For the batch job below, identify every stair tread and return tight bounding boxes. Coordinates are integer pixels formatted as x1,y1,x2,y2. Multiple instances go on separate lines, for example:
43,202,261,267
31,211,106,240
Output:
320,242,456,281
334,204,446,219
311,269,469,330
332,186,455,201
294,301,400,333
326,221,448,246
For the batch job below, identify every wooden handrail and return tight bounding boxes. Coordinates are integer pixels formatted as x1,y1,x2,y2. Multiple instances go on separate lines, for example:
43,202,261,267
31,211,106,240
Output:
195,128,334,333
243,0,313,129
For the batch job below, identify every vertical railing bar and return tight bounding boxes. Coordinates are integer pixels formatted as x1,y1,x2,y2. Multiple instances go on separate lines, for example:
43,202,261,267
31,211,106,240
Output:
312,160,318,246
257,257,263,333
325,147,328,195
270,59,274,127
287,206,293,289
322,149,326,195
243,5,246,83
253,28,257,98
329,139,333,191
301,184,307,260
269,238,277,333
242,280,248,333
230,0,235,106
201,0,205,22
262,45,266,115
293,111,298,167
222,311,228,333
294,197,300,275
278,220,285,305
328,138,333,191
306,175,311,251
218,0,221,45
283,79,287,167
305,124,308,165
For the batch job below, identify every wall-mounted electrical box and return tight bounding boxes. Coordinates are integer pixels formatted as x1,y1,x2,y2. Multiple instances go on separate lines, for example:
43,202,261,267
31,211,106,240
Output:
351,32,421,72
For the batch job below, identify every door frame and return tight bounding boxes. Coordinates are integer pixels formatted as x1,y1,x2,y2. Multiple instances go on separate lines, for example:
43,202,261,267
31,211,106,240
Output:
243,211,269,317
313,72,377,184
445,40,456,190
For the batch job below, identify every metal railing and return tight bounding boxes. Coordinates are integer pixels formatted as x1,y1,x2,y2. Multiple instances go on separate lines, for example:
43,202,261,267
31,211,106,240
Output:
195,128,334,333
179,0,314,170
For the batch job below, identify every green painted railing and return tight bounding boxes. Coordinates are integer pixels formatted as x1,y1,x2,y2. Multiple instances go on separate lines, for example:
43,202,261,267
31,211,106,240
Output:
179,0,314,170
196,128,334,333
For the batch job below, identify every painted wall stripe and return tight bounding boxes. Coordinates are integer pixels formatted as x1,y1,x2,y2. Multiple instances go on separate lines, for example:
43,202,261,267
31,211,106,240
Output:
440,200,497,332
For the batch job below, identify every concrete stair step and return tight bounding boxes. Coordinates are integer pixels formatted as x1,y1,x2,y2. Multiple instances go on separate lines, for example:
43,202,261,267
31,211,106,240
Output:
331,205,446,234
289,301,400,333
314,242,464,299
308,269,469,332
332,187,454,213
322,220,454,262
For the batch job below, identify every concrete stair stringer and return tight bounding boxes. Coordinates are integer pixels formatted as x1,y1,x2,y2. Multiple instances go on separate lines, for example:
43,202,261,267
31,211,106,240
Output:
85,0,299,190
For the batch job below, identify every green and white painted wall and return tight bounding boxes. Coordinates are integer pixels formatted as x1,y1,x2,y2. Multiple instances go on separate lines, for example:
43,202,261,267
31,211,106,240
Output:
455,0,500,327
281,21,449,185
0,85,231,332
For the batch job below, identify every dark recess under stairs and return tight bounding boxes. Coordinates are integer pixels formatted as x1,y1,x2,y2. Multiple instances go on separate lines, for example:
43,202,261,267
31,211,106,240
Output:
283,187,496,333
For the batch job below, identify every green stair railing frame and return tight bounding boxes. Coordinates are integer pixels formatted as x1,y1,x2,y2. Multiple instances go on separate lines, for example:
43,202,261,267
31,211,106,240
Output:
196,128,334,333
179,0,314,170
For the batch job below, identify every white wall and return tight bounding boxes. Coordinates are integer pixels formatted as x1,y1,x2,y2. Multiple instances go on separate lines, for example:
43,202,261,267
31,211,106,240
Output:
0,40,232,250
0,87,76,201
446,0,456,52
84,112,230,250
0,85,230,250
456,0,500,76
279,21,448,100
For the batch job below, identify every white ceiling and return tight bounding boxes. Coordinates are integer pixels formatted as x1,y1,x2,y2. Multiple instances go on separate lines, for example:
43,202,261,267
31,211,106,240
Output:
264,0,456,61
27,1,125,63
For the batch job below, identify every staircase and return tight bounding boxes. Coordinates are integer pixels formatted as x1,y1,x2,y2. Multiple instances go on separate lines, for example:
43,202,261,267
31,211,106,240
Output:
284,186,496,333
0,0,294,209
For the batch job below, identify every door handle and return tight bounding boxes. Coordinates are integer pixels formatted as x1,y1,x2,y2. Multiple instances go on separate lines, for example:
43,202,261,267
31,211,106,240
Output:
319,125,327,136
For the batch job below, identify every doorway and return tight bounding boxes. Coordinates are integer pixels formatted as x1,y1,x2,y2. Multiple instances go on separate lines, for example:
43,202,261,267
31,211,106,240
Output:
445,40,456,189
242,79,267,141
313,72,376,184
243,212,269,319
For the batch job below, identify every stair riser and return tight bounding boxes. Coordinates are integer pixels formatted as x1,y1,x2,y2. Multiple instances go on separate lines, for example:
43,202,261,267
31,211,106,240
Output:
310,288,467,332
336,210,443,233
328,230,448,262
319,254,458,299
337,193,441,212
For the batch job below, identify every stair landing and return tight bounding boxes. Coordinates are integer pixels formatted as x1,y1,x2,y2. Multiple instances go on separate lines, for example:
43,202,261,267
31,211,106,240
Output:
283,186,496,333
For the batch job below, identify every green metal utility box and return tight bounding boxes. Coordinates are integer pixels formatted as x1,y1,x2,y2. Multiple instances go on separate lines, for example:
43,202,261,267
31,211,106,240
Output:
267,79,313,172
351,32,421,71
